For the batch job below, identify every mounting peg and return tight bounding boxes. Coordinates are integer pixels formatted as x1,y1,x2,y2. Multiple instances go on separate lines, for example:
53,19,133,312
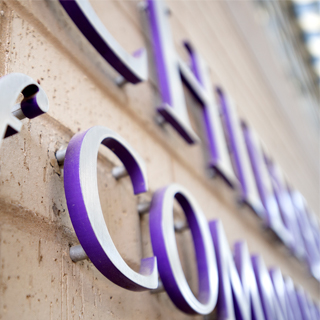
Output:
112,165,128,180
70,245,88,262
137,202,151,215
55,147,67,166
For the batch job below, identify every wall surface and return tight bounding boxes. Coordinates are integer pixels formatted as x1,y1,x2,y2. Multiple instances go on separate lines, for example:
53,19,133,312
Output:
0,1,319,319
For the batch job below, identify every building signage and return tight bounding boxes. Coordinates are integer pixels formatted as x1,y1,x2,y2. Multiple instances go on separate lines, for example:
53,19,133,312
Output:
0,0,319,318
0,73,49,148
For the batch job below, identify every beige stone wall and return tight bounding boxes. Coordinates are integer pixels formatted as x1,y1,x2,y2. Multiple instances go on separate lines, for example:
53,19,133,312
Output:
0,1,318,319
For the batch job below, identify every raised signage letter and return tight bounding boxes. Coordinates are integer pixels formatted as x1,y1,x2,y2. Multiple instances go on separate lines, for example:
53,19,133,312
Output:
210,220,264,320
148,0,238,186
216,91,264,217
266,161,305,259
242,124,292,246
179,43,238,187
284,277,303,320
147,0,199,143
252,255,285,320
149,184,218,314
59,0,148,84
0,73,49,149
269,268,295,320
296,287,314,320
63,126,158,291
290,191,320,282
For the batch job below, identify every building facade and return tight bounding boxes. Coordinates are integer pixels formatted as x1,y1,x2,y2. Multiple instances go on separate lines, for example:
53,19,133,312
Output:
0,0,319,319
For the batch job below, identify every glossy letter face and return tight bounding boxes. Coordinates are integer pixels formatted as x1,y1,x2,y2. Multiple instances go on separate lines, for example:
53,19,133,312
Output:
242,125,292,247
290,191,320,282
0,73,49,149
209,220,264,320
252,255,285,320
59,0,148,84
63,126,158,291
148,0,238,186
149,184,218,315
267,162,305,259
296,287,315,320
217,90,264,217
285,277,303,320
269,269,295,320
179,43,238,188
147,0,199,144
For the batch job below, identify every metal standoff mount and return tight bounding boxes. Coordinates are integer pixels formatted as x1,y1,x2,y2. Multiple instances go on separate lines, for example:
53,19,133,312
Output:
55,147,67,166
137,201,151,215
151,279,165,294
174,220,189,233
11,103,27,120
207,167,217,179
154,114,166,126
114,75,128,87
137,1,148,11
112,165,128,180
70,245,88,262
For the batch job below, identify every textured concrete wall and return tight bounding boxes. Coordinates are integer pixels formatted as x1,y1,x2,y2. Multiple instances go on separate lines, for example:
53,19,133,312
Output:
0,1,318,319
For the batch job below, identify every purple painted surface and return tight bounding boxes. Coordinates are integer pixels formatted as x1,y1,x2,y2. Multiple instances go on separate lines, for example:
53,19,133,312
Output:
149,185,217,314
210,221,244,320
284,277,303,320
64,128,154,291
266,159,305,259
210,222,264,320
217,89,245,194
241,124,270,223
0,73,49,142
149,188,184,305
309,213,320,256
289,190,320,282
252,255,284,320
21,86,47,119
148,0,238,185
296,288,313,320
147,0,199,144
269,268,294,320
242,123,292,246
102,137,147,194
308,299,319,320
183,43,219,160
217,90,264,218
234,241,265,320
59,0,147,84
208,220,229,319
180,42,238,188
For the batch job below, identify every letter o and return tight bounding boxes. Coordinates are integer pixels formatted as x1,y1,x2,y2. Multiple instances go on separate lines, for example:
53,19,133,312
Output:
149,184,218,314
63,126,158,291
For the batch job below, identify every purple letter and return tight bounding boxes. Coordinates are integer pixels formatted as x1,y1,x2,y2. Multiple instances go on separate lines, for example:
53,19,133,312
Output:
147,0,199,143
216,92,264,217
149,183,218,314
210,220,265,320
148,0,238,188
0,73,49,149
180,43,238,187
296,287,314,320
63,126,158,291
59,0,148,84
290,190,320,281
266,161,305,259
284,277,303,320
242,124,292,246
269,268,295,320
251,255,285,320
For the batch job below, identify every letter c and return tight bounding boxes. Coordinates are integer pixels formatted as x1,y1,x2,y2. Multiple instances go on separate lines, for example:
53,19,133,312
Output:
63,126,158,291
